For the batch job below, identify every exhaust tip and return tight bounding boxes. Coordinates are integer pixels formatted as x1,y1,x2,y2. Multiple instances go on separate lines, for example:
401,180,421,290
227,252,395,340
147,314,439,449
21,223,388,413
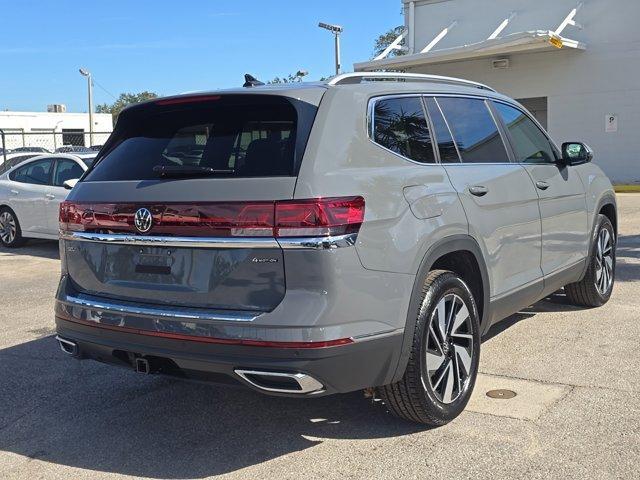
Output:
235,369,324,394
55,336,78,356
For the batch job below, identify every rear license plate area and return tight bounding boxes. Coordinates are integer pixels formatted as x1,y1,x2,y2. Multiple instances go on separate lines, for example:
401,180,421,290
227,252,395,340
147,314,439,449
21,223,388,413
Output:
135,248,173,275
135,264,171,275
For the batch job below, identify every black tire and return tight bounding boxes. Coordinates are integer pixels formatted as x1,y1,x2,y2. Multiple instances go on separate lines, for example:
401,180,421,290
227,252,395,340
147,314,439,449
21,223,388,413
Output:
565,214,615,307
0,207,26,248
376,270,481,426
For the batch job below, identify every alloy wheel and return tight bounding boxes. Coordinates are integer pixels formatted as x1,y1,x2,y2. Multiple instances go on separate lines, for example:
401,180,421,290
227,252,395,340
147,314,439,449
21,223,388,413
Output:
425,293,474,404
595,228,614,295
0,211,17,245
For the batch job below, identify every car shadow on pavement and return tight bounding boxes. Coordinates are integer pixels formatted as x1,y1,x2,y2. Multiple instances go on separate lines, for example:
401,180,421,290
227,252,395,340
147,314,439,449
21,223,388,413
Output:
0,336,422,478
615,234,640,283
483,290,586,342
484,231,639,342
0,239,59,260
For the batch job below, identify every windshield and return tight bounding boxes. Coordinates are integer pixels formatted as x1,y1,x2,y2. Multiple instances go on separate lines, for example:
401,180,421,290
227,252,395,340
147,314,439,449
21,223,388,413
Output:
84,95,317,181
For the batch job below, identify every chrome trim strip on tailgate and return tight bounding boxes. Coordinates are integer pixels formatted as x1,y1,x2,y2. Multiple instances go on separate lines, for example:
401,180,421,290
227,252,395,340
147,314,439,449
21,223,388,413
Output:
277,233,358,250
61,231,358,250
62,294,261,322
60,231,279,249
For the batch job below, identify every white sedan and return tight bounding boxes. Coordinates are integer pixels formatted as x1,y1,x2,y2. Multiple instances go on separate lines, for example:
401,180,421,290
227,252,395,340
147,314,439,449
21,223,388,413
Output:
0,154,91,247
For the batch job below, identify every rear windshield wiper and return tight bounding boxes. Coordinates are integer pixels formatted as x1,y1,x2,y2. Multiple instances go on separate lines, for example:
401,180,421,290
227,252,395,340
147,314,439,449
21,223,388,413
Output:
152,165,234,178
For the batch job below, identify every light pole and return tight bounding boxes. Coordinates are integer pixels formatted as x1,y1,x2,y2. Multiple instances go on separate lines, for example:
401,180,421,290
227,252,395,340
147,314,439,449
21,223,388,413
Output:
79,68,94,147
319,22,343,76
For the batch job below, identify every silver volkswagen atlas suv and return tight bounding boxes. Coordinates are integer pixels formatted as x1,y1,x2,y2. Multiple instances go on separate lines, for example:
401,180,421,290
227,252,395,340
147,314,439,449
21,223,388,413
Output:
55,73,617,426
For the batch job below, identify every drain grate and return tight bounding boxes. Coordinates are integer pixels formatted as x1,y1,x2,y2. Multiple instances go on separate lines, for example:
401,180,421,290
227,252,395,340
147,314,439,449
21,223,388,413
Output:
486,389,517,399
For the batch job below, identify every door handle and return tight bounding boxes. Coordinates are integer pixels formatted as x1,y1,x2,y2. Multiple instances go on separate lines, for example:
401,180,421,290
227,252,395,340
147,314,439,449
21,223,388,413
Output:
535,181,550,190
9,189,19,195
468,185,488,197
45,193,56,199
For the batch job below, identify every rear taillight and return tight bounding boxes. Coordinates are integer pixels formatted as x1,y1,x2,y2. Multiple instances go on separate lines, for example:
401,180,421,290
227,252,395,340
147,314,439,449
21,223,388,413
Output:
59,196,365,238
275,197,365,237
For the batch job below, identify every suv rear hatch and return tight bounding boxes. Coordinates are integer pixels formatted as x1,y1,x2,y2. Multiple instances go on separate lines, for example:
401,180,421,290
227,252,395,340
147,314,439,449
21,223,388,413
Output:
60,92,324,313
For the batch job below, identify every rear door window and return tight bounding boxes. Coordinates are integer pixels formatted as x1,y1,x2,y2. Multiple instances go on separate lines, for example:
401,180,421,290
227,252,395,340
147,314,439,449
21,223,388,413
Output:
424,97,460,163
493,102,557,164
372,96,435,164
10,159,53,185
84,96,314,181
53,158,84,186
436,97,510,164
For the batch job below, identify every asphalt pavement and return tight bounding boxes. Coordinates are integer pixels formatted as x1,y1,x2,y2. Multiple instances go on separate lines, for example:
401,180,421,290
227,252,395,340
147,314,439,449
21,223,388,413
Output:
1,194,638,479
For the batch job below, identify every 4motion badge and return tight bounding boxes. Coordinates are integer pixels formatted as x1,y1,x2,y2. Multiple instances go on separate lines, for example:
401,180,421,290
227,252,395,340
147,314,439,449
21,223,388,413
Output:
251,258,279,263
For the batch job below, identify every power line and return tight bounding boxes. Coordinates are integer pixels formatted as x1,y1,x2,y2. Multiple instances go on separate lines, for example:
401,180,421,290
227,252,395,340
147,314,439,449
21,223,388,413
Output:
93,79,117,100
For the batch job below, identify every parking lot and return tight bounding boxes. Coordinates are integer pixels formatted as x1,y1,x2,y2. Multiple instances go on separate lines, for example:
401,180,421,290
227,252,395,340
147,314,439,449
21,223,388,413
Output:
0,194,638,480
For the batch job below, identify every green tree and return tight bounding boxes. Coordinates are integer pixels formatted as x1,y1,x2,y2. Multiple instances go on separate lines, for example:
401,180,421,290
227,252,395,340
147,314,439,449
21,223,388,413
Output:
96,91,159,123
373,26,407,58
267,71,309,84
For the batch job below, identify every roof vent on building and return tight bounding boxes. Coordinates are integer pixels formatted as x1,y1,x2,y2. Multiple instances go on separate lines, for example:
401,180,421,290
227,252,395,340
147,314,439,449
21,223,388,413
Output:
47,104,67,113
492,58,510,70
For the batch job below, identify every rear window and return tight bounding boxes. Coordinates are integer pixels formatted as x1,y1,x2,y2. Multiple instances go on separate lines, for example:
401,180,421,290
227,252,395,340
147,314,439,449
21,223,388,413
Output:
84,95,316,181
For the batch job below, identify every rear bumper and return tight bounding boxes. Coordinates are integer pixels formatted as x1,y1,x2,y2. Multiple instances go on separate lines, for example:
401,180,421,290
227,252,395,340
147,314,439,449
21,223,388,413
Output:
55,316,403,396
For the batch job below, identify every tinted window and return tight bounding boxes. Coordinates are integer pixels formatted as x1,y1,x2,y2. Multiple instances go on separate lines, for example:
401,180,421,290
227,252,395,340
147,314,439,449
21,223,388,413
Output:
80,157,96,168
424,97,460,163
3,154,38,172
84,96,310,181
373,97,435,164
437,97,510,164
53,159,84,186
494,102,557,164
10,159,53,184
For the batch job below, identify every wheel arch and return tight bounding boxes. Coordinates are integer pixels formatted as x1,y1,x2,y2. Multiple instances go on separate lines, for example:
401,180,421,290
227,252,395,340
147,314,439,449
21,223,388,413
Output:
0,203,18,217
579,193,617,280
598,199,617,237
390,234,490,383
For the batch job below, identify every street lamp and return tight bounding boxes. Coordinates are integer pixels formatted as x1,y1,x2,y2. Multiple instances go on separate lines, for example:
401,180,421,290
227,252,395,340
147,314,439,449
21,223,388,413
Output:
318,22,343,76
79,68,94,147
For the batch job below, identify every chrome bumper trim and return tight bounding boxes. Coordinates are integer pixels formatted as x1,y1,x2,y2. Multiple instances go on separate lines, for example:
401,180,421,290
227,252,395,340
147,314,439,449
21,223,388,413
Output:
60,231,358,250
61,294,260,323
277,233,358,250
60,231,279,249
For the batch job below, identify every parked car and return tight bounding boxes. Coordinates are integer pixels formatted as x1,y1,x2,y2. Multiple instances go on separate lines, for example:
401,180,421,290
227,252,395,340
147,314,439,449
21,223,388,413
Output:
11,146,51,153
0,152,45,173
53,73,617,426
55,145,93,154
0,154,89,246
89,144,103,151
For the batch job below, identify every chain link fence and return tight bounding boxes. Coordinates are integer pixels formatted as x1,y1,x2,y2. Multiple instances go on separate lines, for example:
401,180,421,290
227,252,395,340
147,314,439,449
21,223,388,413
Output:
0,130,112,156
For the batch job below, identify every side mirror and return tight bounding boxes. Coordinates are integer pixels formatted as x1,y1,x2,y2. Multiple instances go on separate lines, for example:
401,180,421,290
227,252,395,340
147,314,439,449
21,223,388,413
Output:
62,179,79,190
560,142,593,166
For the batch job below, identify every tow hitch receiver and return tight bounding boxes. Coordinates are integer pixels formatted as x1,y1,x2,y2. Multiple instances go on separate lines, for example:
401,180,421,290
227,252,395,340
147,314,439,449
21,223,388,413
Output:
135,357,151,374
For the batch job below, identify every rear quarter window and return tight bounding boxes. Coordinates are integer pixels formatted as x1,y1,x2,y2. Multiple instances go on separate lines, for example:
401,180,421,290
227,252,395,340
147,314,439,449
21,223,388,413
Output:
371,96,436,164
84,95,317,181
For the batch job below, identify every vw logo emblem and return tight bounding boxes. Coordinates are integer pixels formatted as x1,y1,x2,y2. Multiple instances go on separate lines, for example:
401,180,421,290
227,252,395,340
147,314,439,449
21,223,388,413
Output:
134,208,153,234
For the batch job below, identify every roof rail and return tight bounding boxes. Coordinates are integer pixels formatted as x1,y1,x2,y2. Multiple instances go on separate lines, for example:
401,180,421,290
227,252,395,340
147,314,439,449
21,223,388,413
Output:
326,72,496,92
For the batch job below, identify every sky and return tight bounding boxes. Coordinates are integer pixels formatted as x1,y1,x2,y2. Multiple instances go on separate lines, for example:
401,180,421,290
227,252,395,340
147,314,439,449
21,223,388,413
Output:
0,0,403,113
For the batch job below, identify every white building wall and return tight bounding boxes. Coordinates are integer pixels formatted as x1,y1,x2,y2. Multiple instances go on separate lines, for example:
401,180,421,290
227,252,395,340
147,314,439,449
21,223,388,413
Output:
400,0,640,183
0,111,112,151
